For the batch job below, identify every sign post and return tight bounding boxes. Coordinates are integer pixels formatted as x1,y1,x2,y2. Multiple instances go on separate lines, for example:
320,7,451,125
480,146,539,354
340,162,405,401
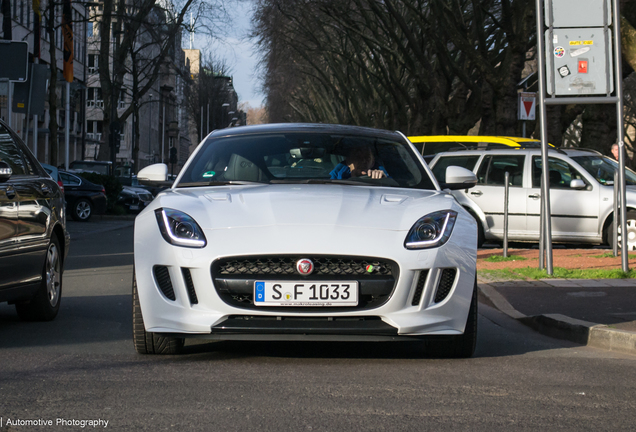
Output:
536,0,627,272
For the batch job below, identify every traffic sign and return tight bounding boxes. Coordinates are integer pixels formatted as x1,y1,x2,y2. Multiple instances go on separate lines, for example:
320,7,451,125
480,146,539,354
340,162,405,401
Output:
518,92,536,120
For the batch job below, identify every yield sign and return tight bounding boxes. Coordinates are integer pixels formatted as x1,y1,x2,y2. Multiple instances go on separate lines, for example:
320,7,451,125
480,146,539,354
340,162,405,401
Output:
518,92,536,121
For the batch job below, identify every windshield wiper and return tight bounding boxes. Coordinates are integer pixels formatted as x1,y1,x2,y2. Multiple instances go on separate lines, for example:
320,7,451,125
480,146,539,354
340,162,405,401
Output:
269,179,363,185
177,180,267,187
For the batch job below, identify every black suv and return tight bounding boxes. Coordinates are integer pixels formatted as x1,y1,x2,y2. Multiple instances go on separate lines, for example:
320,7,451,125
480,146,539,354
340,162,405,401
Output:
0,120,70,321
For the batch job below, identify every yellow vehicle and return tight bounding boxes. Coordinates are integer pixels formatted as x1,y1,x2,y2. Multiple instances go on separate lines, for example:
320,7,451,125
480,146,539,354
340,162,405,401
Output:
407,135,542,162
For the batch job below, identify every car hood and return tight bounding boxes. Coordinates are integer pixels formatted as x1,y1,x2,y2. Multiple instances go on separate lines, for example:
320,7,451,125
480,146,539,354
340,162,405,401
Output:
150,184,455,231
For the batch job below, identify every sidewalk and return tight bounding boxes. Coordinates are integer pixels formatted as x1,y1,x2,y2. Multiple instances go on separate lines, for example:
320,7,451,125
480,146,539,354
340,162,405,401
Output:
479,278,636,355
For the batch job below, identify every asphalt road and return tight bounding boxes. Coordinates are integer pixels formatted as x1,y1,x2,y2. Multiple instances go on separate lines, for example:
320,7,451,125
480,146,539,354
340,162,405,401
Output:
0,220,635,431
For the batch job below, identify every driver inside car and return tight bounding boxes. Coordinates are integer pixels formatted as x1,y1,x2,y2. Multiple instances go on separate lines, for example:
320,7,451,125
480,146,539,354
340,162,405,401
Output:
330,147,388,179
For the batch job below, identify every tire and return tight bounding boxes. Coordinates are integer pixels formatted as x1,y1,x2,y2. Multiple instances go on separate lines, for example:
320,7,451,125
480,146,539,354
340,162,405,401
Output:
71,198,93,222
132,273,184,355
15,236,62,321
615,211,636,252
466,209,485,248
445,278,478,358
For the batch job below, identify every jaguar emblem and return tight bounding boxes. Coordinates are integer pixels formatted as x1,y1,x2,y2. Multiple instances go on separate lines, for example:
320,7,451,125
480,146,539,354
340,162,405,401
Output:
296,258,314,276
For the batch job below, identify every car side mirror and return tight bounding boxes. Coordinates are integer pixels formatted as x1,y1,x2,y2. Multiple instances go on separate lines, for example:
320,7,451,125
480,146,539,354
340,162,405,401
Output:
137,163,172,188
441,166,478,190
570,179,586,189
138,163,168,182
0,161,12,182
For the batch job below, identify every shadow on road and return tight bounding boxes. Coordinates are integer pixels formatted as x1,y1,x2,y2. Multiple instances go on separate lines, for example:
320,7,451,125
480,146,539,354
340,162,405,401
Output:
0,294,131,348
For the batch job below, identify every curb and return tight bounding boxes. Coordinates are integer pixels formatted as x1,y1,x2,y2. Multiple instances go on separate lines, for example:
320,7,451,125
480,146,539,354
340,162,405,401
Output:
479,283,636,356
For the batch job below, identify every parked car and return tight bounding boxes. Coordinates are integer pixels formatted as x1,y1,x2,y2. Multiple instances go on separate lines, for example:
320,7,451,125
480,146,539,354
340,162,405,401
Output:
41,163,65,194
0,119,70,321
59,171,107,221
69,160,113,176
429,145,636,249
408,135,542,163
133,123,479,357
117,185,154,213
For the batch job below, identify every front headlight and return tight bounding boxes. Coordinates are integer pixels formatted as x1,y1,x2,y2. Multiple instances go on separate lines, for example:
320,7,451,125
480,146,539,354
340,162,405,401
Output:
155,208,207,248
404,210,457,249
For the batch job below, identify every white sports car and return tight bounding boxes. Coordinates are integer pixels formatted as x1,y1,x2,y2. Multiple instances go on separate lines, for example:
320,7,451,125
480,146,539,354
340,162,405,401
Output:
133,124,479,356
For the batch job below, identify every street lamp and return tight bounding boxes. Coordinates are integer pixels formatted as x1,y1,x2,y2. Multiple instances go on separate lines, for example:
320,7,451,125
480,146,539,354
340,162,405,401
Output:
221,103,230,129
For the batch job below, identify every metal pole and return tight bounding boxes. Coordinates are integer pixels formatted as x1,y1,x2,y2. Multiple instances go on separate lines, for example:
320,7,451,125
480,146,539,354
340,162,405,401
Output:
200,107,203,141
207,103,210,134
33,114,38,159
503,172,509,258
613,169,619,256
612,0,629,271
535,0,554,274
65,81,70,170
8,81,12,128
162,104,165,164
25,65,34,145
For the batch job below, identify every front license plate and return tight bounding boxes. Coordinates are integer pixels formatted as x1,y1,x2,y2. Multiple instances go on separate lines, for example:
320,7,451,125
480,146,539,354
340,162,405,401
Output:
130,204,139,210
254,281,358,306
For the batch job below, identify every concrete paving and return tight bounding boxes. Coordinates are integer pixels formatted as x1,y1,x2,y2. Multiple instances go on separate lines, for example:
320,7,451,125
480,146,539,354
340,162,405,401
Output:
480,278,636,356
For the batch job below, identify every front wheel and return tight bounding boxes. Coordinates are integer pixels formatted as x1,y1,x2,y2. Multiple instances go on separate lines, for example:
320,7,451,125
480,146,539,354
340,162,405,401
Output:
132,273,184,354
15,236,62,321
610,210,636,251
445,279,478,358
72,198,93,222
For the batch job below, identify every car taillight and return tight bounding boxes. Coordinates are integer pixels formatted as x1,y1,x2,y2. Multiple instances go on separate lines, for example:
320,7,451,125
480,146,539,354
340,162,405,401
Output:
101,187,106,194
57,180,65,193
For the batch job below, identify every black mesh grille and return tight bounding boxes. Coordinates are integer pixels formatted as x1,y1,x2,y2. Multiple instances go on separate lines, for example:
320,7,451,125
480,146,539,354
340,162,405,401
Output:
211,255,398,312
434,268,457,303
411,270,429,306
214,256,394,277
154,265,175,301
182,268,198,305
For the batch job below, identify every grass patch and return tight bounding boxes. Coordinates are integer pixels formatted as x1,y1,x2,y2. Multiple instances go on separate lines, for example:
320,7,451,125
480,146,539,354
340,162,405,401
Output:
484,255,528,263
478,266,636,280
591,252,636,259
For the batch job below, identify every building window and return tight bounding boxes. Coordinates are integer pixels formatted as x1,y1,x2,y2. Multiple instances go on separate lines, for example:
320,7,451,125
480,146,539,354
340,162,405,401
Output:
88,54,99,74
87,88,103,108
86,121,103,142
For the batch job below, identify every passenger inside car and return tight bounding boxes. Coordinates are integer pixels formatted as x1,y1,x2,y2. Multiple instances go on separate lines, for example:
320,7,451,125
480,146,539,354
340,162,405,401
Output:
330,146,388,179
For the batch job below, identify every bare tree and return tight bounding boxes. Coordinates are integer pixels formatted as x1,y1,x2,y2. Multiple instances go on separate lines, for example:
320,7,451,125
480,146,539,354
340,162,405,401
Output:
92,0,230,164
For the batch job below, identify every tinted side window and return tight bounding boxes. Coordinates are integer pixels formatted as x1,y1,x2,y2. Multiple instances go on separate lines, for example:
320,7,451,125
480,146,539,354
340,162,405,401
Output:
431,156,480,183
532,157,587,188
0,125,27,175
60,172,81,186
478,155,525,187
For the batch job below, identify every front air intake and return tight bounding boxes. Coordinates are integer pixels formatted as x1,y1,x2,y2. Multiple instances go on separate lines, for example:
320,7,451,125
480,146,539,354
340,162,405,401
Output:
154,265,176,301
434,269,457,303
411,270,429,306
182,268,198,305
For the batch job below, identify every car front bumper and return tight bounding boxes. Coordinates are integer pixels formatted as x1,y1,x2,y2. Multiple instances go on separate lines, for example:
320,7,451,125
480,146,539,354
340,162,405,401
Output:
134,211,477,340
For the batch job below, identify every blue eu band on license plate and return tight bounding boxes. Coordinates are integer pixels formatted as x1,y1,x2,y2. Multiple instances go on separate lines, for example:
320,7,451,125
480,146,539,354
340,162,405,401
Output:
254,281,358,306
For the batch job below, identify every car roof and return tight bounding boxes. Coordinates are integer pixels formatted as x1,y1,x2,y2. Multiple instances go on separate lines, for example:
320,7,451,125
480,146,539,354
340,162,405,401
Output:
208,123,404,141
432,147,603,158
408,135,541,147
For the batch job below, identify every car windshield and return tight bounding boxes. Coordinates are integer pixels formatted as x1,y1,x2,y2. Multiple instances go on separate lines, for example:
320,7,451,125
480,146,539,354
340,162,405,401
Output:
571,155,636,186
177,132,435,189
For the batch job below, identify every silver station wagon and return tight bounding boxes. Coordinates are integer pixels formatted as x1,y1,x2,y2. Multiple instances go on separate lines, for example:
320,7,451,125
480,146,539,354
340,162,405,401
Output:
429,146,636,249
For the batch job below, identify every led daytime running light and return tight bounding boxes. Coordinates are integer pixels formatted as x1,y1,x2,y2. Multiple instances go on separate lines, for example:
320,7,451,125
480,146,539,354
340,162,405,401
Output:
405,210,457,249
155,208,206,248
